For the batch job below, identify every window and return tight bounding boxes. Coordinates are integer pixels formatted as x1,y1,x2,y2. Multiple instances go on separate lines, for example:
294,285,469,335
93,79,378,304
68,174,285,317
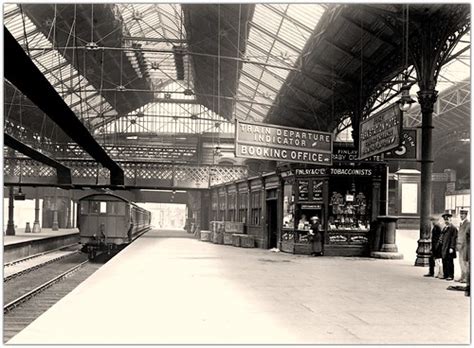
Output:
227,193,236,221
211,193,218,221
283,182,294,228
239,192,248,223
250,191,262,226
401,182,418,214
108,201,126,215
100,202,107,214
219,194,226,220
89,201,100,214
80,201,89,215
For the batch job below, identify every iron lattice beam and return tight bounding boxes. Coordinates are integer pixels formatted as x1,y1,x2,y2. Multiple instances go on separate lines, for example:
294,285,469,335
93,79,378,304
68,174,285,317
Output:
4,26,125,186
4,133,72,186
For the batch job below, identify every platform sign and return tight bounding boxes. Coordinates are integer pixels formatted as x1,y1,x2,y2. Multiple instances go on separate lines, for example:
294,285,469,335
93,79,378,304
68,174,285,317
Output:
235,120,333,165
359,104,402,160
384,128,420,161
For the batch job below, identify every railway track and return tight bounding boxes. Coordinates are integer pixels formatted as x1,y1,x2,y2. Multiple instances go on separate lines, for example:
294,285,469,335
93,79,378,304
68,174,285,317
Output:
4,245,82,281
3,251,105,343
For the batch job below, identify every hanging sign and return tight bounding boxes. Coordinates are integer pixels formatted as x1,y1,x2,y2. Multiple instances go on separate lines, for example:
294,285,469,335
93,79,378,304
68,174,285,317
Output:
235,120,333,165
332,144,383,162
384,128,420,161
359,104,402,160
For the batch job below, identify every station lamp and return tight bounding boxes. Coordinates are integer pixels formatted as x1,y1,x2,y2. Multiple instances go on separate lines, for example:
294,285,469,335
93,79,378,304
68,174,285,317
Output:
398,83,416,112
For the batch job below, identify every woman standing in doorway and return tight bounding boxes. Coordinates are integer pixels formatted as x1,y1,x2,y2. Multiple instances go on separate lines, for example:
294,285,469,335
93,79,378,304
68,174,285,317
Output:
309,216,324,256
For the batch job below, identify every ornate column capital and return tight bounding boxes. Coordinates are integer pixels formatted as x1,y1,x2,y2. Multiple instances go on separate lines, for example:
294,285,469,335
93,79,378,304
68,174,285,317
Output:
417,89,438,114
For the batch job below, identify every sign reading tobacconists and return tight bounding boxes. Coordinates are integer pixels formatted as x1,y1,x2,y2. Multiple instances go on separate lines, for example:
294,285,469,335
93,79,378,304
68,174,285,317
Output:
235,120,333,165
359,104,402,160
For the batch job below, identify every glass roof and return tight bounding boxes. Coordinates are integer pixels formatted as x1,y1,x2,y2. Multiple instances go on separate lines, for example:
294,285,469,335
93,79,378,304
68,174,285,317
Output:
234,3,327,123
4,3,115,127
3,3,471,141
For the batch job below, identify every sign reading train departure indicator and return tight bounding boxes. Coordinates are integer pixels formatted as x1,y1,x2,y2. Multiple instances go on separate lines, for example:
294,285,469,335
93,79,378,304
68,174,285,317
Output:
235,120,333,165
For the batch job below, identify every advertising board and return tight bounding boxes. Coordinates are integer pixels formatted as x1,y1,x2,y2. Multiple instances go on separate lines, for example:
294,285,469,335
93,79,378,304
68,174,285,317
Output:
359,104,402,160
384,128,420,161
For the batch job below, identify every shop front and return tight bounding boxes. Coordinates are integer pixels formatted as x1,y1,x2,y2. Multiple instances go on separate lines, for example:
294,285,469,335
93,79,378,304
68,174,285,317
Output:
279,149,386,256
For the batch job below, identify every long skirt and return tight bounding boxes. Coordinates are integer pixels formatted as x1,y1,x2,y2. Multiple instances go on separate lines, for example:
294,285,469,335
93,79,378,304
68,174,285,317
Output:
312,233,323,253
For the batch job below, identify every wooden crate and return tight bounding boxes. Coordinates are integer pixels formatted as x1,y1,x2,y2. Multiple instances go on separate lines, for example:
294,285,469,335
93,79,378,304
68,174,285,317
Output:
210,221,225,233
200,230,211,242
212,231,224,244
232,234,241,247
224,221,244,233
232,234,254,248
223,232,234,245
240,235,255,248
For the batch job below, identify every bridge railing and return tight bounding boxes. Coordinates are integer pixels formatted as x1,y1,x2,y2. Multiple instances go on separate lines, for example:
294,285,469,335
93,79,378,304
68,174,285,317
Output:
4,158,248,189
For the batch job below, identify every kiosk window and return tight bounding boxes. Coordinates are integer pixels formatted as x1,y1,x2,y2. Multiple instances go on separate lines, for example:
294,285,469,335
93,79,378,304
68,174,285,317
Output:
283,182,294,228
298,180,309,201
100,202,107,214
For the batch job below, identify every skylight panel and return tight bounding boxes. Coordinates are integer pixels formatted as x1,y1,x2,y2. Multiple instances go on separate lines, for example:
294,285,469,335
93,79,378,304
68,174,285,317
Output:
252,6,282,34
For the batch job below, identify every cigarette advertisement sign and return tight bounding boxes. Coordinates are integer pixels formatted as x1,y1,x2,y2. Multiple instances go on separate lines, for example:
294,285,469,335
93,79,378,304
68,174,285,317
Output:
359,104,402,160
384,128,420,161
235,120,333,165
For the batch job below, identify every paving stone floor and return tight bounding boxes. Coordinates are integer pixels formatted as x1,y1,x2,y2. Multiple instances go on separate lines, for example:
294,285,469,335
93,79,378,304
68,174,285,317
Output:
8,228,470,344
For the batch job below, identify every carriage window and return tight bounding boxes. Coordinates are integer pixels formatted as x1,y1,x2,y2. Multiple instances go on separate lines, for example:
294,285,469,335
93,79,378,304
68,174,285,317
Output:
80,201,88,215
89,201,100,214
108,202,124,215
100,202,107,213
116,202,125,215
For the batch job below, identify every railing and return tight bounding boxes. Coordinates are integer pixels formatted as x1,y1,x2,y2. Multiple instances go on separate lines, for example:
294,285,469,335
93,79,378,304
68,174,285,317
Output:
4,158,248,189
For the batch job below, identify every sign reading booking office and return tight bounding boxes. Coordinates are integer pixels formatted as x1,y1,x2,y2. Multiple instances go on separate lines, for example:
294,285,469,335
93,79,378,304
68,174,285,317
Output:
235,120,333,165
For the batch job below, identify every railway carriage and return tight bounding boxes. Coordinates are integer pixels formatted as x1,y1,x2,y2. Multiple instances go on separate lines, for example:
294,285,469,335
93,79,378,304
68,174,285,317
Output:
77,193,151,259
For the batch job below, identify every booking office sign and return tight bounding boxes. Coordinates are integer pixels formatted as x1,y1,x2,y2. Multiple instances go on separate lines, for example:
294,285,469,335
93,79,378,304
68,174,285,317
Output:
235,120,333,165
359,104,402,160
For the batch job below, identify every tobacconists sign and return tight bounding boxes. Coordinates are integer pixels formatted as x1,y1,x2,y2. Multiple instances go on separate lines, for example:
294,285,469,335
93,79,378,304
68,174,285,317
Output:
359,104,402,160
235,120,333,165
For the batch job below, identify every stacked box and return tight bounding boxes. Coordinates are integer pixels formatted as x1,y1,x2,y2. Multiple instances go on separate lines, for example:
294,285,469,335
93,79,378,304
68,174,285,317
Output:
223,232,234,245
239,234,255,248
224,221,244,233
200,230,211,242
232,234,241,247
212,231,224,244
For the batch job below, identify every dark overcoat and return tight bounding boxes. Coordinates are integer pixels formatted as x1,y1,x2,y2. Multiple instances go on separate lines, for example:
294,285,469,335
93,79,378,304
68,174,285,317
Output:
439,224,458,259
431,224,443,259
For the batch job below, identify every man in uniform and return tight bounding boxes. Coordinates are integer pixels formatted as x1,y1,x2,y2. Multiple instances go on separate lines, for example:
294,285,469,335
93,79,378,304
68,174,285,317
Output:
456,209,470,283
424,215,442,277
440,212,458,281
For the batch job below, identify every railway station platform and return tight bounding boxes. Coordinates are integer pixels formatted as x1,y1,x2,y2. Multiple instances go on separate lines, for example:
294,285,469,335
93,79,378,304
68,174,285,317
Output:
8,229,470,345
4,228,79,263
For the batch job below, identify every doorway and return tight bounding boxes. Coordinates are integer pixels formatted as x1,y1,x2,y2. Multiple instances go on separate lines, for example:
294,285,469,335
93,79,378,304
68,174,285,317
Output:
266,199,278,249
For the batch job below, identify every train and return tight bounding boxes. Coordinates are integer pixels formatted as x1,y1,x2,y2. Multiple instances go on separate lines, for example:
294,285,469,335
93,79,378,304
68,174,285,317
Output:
77,193,151,259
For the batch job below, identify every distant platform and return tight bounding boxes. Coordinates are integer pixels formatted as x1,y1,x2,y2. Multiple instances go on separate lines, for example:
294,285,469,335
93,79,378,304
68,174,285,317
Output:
4,228,79,263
